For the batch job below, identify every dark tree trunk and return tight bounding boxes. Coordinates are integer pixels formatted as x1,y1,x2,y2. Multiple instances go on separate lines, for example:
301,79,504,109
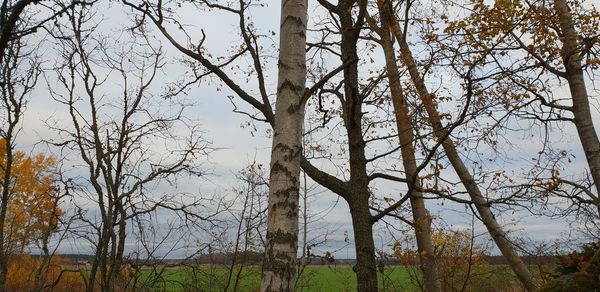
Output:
0,143,13,292
348,194,378,292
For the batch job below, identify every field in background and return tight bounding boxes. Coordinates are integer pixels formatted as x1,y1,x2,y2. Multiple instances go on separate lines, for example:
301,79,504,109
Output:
136,264,523,292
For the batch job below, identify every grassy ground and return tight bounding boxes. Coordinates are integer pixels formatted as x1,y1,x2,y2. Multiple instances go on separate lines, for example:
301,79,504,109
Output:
295,265,415,292
134,264,524,292
136,265,416,292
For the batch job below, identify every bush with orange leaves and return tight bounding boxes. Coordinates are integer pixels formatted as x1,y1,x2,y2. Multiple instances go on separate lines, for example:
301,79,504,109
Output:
393,229,495,291
6,254,85,292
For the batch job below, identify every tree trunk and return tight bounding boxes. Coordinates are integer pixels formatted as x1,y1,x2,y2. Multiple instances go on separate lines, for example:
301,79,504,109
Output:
0,141,13,292
337,1,380,290
554,0,600,216
300,172,308,292
554,0,600,273
260,0,307,290
349,194,378,292
386,8,538,291
376,3,441,290
0,0,37,62
32,230,52,292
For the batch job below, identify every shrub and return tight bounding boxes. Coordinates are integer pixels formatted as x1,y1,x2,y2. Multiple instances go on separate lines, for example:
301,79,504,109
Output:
537,242,600,292
6,254,85,292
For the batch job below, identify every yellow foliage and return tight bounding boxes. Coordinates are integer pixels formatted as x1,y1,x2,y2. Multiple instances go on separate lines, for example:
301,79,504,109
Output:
432,230,490,291
0,139,63,253
6,254,85,292
393,229,491,291
447,0,600,71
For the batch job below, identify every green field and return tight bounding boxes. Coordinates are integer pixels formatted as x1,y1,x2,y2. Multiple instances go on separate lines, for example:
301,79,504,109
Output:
134,264,520,292
135,265,415,292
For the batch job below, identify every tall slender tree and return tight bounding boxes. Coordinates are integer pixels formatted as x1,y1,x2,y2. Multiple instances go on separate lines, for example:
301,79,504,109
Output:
553,0,600,215
0,26,39,292
370,2,440,290
380,2,538,290
443,0,600,287
0,1,85,290
260,0,307,290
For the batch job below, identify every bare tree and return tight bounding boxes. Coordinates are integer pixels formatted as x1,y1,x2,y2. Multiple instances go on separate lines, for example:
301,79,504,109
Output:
296,171,341,292
0,19,41,292
48,5,216,291
225,162,268,292
0,2,95,289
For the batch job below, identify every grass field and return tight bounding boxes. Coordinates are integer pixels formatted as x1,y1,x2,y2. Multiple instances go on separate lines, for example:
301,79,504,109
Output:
135,265,416,291
134,264,522,292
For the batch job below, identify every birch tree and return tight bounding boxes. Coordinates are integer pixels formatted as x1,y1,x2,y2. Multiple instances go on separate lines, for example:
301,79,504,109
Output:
260,0,307,290
122,1,436,290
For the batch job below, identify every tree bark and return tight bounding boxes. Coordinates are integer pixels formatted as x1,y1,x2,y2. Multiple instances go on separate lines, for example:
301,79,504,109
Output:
337,1,379,290
554,0,600,216
553,0,600,274
376,2,441,290
0,0,37,61
0,140,13,292
386,8,538,292
0,37,24,291
260,0,307,290
349,194,378,292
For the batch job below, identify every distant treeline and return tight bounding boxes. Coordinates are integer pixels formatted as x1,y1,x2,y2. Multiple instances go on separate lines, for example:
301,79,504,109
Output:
46,253,556,267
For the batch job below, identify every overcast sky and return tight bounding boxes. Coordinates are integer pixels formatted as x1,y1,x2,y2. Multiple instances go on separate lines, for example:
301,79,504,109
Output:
14,0,600,258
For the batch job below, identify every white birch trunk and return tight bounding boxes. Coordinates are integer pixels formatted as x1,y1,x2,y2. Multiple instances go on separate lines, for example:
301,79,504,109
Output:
260,0,307,291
